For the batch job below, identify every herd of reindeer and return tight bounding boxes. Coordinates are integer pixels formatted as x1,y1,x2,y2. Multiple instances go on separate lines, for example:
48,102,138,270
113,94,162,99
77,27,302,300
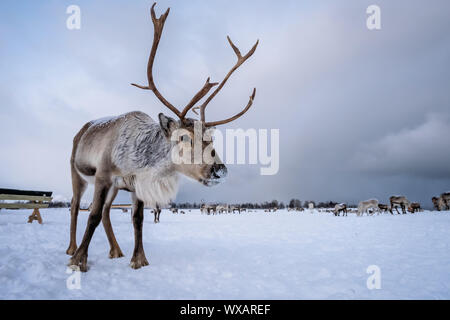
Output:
169,192,450,221
328,192,450,217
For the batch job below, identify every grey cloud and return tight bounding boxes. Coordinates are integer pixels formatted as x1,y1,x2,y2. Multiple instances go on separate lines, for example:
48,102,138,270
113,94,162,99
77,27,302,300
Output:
353,113,450,179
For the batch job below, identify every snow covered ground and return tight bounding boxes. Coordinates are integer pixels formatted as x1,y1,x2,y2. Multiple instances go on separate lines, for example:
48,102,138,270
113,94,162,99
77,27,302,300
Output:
0,208,449,299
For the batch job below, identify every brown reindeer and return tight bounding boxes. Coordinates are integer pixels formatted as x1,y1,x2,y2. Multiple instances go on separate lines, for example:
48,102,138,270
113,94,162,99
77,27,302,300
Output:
66,3,258,272
407,202,421,213
389,195,410,214
153,205,161,223
441,192,450,210
432,197,442,211
378,204,390,213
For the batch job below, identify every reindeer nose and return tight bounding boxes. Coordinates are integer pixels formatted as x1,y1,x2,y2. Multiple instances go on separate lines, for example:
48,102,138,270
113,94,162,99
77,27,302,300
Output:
211,164,227,179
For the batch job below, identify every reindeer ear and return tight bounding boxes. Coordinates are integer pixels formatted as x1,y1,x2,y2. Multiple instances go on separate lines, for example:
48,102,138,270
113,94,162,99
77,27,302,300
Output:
159,113,176,137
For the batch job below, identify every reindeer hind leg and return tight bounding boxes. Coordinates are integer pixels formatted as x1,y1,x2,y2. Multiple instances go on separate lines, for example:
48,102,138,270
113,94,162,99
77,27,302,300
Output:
102,187,124,259
68,177,111,272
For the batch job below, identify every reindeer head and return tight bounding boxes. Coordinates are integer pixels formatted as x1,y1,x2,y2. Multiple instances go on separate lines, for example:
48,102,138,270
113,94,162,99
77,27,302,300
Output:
131,3,258,187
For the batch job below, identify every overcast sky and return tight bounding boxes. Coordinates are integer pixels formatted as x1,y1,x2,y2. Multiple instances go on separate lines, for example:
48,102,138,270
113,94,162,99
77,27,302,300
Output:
1,0,449,207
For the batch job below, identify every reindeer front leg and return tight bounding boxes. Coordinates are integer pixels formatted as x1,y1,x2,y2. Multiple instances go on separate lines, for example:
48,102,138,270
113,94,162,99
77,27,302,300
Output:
130,193,149,269
66,168,88,255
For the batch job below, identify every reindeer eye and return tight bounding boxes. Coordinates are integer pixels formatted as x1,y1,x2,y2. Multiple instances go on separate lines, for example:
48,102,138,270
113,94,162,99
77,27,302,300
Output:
180,135,190,142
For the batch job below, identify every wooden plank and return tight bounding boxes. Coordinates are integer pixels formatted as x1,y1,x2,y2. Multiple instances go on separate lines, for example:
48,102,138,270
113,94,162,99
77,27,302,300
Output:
111,204,132,208
0,203,50,209
0,188,52,197
0,194,53,202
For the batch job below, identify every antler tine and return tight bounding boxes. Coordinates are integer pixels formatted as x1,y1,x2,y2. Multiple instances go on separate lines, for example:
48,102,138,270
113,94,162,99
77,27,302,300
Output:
199,37,259,123
191,106,200,115
180,77,218,118
205,88,256,127
131,3,182,117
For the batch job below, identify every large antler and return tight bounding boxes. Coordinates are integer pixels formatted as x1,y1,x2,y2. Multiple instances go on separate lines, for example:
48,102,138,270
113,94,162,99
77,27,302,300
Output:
132,3,258,126
131,3,218,119
199,36,258,127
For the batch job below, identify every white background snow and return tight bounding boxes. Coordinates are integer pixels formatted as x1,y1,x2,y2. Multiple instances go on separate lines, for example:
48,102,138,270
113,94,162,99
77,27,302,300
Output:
0,208,449,299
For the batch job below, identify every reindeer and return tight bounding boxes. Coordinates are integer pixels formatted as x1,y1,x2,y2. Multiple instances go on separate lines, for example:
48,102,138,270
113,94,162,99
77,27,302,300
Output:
407,202,421,213
66,3,258,272
432,197,442,211
378,204,390,214
390,195,410,214
153,205,161,223
432,196,447,211
334,203,347,216
216,204,228,214
202,204,217,215
441,192,450,210
357,199,379,216
230,205,241,214
170,208,178,214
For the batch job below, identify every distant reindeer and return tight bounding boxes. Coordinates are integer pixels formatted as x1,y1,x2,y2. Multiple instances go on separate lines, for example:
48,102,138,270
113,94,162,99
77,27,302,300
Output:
334,203,347,216
357,199,379,216
171,208,178,214
203,204,217,215
378,204,390,213
216,204,228,214
153,206,161,223
441,192,450,210
390,196,410,214
432,197,442,211
230,206,241,214
66,3,258,272
432,196,448,211
407,202,421,213
180,210,185,214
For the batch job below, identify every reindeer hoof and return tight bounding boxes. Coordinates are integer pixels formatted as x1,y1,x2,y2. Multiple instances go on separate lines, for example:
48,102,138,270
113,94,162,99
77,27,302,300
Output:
68,251,88,272
66,244,77,256
130,254,149,269
109,247,124,259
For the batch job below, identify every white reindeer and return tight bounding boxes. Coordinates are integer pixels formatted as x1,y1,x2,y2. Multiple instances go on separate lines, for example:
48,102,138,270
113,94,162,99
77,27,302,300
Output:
357,199,379,216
